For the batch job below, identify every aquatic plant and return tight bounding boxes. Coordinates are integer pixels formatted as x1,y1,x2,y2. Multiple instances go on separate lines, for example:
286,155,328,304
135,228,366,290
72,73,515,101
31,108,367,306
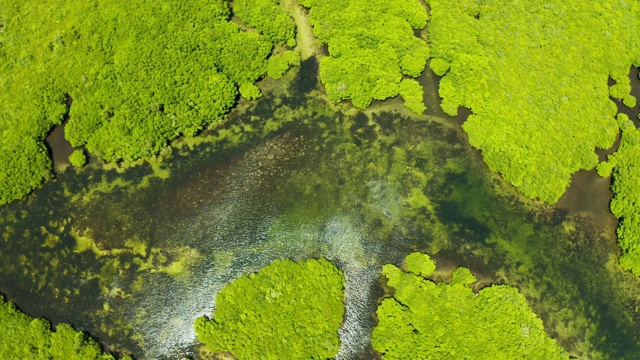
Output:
427,0,640,202
0,0,298,205
195,258,345,359
597,114,640,276
372,252,569,359
299,0,429,112
0,295,127,359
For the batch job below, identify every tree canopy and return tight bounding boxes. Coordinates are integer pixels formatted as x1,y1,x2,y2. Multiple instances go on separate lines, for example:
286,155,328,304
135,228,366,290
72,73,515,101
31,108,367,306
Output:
0,0,299,205
427,0,640,202
299,0,429,113
68,150,87,168
372,252,569,359
267,50,302,79
0,295,126,360
195,258,345,359
233,0,297,46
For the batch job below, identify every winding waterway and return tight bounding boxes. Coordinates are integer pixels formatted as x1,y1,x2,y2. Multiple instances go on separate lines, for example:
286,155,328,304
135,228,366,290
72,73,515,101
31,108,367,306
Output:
2,60,640,359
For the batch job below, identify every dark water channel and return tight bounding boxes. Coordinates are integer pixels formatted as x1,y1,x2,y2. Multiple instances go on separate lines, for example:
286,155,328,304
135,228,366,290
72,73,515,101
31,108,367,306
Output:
45,95,75,171
618,66,640,126
1,61,640,359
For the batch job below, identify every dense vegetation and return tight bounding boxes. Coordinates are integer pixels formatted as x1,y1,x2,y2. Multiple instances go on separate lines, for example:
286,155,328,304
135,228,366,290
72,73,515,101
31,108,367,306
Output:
233,0,297,46
427,0,640,202
0,0,298,205
0,295,125,359
267,50,302,79
598,114,640,275
69,150,87,168
195,258,345,359
372,253,569,359
299,0,429,113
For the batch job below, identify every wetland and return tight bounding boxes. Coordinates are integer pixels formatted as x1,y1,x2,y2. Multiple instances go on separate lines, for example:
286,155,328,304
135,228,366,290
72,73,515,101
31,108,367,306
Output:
3,58,640,359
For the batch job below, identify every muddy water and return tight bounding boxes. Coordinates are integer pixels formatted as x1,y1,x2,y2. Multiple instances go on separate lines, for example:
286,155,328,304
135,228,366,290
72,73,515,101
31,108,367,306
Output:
558,66,640,248
619,66,640,126
2,60,640,360
45,96,75,171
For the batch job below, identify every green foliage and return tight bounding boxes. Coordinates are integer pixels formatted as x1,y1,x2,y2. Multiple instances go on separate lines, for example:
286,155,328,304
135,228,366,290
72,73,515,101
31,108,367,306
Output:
299,0,429,110
233,0,296,46
195,258,345,359
268,56,291,80
598,114,640,275
451,267,476,285
267,50,302,79
596,161,614,178
0,0,286,204
373,253,569,359
429,58,451,76
239,83,262,101
0,295,122,359
427,0,640,203
399,79,426,114
283,50,302,67
404,252,435,276
69,150,87,168
623,94,637,108
0,137,51,205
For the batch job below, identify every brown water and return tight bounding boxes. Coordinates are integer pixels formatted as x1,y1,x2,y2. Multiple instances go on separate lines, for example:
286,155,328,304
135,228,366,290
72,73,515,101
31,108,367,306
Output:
44,95,75,171
557,66,640,244
620,66,640,125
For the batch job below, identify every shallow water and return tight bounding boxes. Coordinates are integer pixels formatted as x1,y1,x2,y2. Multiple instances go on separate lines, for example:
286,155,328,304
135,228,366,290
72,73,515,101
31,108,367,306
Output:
2,61,640,359
44,96,75,171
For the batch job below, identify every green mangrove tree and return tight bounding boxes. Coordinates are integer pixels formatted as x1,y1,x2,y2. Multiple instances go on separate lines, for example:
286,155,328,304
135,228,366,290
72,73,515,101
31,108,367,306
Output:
195,258,345,359
372,252,569,359
427,0,640,202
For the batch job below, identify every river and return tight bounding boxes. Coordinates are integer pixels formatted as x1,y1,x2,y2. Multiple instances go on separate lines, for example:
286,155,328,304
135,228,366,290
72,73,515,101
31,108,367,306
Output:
1,59,640,359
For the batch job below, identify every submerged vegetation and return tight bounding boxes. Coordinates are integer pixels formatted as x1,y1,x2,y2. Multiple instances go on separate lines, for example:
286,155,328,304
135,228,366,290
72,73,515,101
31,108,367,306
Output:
0,295,126,359
427,0,640,203
372,253,569,359
195,258,345,359
598,114,640,275
0,0,299,205
299,0,429,112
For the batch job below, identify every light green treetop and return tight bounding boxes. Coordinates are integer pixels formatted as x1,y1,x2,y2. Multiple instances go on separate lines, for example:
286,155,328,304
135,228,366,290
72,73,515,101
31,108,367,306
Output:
0,0,291,205
299,0,429,112
195,258,345,359
373,252,569,359
0,295,127,360
69,150,87,168
427,0,640,203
